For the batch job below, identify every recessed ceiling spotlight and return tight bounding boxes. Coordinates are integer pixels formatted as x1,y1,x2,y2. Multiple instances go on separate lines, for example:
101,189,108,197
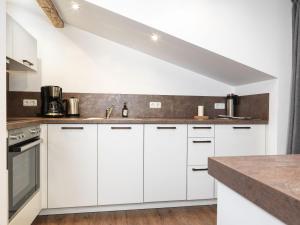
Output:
151,33,159,42
71,2,80,10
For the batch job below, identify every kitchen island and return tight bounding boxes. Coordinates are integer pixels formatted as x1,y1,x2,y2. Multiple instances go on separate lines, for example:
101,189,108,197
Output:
208,155,300,225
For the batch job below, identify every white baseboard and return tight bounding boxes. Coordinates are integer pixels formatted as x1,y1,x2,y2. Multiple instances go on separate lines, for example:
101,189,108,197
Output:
40,199,217,215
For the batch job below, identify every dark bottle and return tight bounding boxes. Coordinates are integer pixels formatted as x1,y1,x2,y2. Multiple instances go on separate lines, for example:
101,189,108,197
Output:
122,102,128,118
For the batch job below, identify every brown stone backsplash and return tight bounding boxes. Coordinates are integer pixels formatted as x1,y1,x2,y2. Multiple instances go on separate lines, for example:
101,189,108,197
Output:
7,91,269,120
236,94,269,120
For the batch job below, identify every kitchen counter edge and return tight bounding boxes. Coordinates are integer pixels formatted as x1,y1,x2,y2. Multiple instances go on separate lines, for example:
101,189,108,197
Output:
208,155,300,225
7,117,268,130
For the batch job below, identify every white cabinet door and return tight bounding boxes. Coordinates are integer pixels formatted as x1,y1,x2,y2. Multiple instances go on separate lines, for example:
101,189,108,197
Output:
48,124,97,208
215,125,266,157
98,124,143,205
6,15,37,71
12,20,37,71
188,138,214,166
144,124,187,202
6,15,13,59
187,166,214,200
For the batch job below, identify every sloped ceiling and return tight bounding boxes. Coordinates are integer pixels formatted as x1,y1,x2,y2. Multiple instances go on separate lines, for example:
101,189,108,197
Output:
51,0,275,86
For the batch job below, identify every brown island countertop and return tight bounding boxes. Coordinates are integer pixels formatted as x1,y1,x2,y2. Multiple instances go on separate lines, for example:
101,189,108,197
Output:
7,117,268,130
208,155,300,225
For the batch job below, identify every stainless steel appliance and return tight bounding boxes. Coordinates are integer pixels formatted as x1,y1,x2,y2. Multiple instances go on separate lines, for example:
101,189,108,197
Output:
226,94,239,117
65,97,80,117
217,94,247,119
41,86,64,117
7,126,42,219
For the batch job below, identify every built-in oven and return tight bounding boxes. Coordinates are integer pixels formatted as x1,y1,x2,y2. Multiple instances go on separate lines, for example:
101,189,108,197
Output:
7,126,42,220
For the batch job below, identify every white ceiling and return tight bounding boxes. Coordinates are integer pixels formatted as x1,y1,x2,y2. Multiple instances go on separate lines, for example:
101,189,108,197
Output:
8,0,276,86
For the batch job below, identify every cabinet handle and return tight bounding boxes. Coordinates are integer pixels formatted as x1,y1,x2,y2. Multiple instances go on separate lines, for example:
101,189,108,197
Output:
192,168,208,171
233,126,251,129
192,140,212,143
157,127,177,130
193,127,212,129
61,127,84,130
111,127,132,130
22,59,34,66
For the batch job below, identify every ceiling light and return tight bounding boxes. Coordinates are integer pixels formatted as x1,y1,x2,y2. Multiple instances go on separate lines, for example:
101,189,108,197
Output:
151,33,159,42
71,2,80,10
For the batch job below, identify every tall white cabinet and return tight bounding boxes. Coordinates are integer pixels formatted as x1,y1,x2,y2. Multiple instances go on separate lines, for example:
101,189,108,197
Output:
98,124,143,205
48,124,98,208
144,124,187,202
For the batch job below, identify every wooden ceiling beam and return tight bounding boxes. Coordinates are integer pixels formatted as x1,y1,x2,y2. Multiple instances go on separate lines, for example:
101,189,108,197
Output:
36,0,64,28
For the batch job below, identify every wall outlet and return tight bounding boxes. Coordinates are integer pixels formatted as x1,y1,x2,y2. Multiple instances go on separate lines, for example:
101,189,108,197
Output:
149,101,162,109
23,99,38,107
214,103,225,110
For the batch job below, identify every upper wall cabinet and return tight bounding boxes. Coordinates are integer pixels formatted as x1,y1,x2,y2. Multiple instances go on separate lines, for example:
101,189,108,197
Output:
6,15,38,72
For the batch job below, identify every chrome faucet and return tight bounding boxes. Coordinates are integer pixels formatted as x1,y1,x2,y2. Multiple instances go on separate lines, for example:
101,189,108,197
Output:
105,105,114,119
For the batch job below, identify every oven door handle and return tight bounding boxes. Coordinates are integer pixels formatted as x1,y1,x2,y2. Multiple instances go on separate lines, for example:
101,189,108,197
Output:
13,139,43,153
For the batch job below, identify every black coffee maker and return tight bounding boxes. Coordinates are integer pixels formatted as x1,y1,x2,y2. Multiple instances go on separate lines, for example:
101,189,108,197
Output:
41,86,64,117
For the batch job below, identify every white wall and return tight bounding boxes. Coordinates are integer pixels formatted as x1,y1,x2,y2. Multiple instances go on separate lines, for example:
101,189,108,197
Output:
7,3,232,96
0,0,8,224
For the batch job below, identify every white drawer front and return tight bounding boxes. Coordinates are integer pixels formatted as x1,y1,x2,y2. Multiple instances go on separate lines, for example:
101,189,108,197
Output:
188,138,214,166
215,125,266,156
187,166,215,200
188,125,214,137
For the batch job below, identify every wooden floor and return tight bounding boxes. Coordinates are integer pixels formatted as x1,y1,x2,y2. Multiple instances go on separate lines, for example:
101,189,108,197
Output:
32,206,217,225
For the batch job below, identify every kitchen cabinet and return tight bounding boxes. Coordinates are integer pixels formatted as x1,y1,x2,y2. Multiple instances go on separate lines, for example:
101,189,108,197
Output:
48,124,97,208
6,15,13,59
43,122,266,211
187,124,215,200
144,124,187,202
98,125,143,205
6,15,37,71
187,166,214,200
188,137,214,166
188,124,214,138
215,125,266,156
